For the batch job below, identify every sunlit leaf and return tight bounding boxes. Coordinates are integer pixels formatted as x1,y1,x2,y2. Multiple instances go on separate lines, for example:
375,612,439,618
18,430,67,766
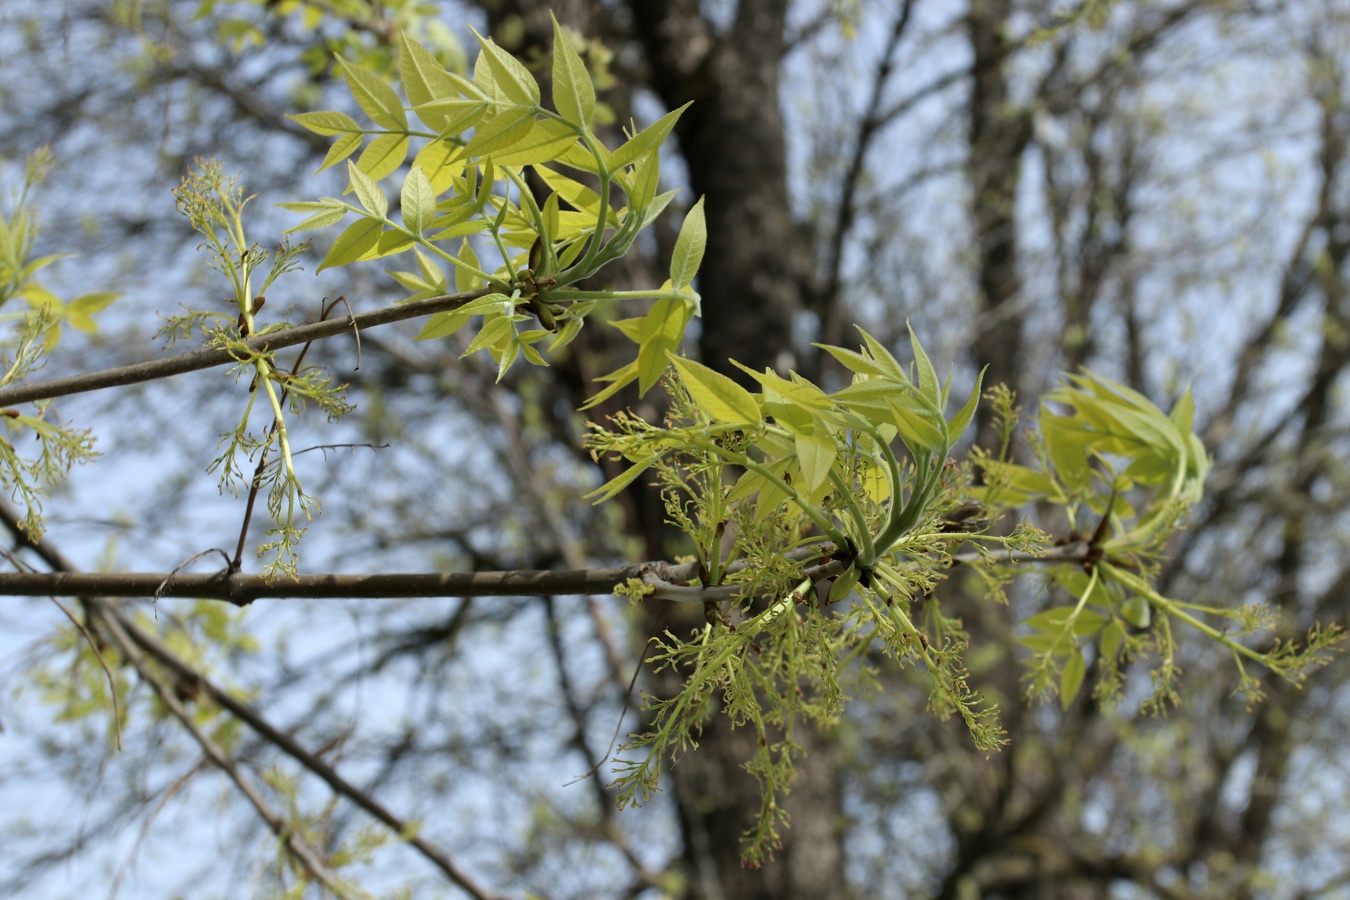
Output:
669,196,706,290
668,353,762,425
337,55,407,130
317,218,382,272
471,28,540,107
400,166,435,236
288,110,360,136
347,161,387,218
551,14,595,128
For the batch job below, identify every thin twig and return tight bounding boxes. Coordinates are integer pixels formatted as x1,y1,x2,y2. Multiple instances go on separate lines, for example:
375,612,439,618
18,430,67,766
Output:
0,499,501,899
88,604,351,895
232,295,354,572
100,601,503,900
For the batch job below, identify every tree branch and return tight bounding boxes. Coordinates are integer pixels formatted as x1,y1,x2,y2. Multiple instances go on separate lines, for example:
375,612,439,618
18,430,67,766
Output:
0,288,490,407
0,499,504,900
89,603,352,896
0,543,1090,603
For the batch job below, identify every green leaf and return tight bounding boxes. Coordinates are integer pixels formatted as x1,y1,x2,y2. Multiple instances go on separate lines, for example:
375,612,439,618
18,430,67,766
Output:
288,110,360,136
584,455,659,504
948,367,986,443
471,29,540,107
398,34,460,130
610,103,691,170
411,99,491,136
317,218,383,272
284,206,348,233
815,343,894,379
857,329,909,382
794,426,835,493
667,353,762,425
317,132,363,173
67,291,120,333
535,165,603,215
1024,604,1108,635
887,399,945,453
635,297,690,394
1100,622,1124,663
669,197,706,290
487,118,577,166
416,310,470,341
464,108,537,158
828,565,861,605
413,139,465,194
551,14,595,128
1169,386,1196,436
401,166,435,236
1121,595,1151,629
347,161,387,218
908,322,940,403
454,238,482,293
628,147,661,215
1060,648,1086,710
356,133,410,182
336,55,407,130
68,291,119,317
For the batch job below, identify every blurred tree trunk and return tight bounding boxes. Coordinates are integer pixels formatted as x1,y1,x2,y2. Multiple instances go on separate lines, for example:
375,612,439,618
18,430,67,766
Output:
626,2,841,896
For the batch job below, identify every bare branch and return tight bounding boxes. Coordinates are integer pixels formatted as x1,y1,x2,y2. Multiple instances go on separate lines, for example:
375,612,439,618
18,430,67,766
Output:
0,542,1090,603
0,499,504,900
0,288,490,407
89,604,350,895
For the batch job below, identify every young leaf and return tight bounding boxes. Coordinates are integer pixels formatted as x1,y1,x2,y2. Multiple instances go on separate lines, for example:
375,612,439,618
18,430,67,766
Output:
400,166,435,236
488,118,578,166
795,427,835,494
471,29,540,107
356,134,410,182
67,292,119,333
610,103,691,170
628,147,661,215
887,399,945,453
1063,647,1085,712
347,161,387,218
828,565,861,605
412,99,492,136
635,296,690,394
288,110,360,136
667,353,762,425
398,34,460,130
584,455,660,504
413,139,466,194
283,206,348,234
317,133,363,173
463,108,537,158
908,322,940,404
336,56,407,130
416,309,472,341
455,238,483,293
1060,648,1087,710
947,367,987,443
317,218,383,272
669,197,706,290
551,14,595,128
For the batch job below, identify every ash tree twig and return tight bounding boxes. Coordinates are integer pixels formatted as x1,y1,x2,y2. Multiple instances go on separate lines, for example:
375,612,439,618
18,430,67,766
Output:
0,543,1089,604
0,288,490,408
0,498,503,900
